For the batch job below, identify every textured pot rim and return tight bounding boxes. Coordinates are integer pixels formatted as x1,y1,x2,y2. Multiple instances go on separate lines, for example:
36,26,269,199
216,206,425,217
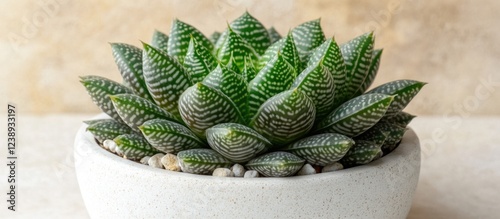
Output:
75,115,420,182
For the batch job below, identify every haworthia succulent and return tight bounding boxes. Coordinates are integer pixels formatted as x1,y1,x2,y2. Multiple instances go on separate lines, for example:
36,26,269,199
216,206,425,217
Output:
206,123,271,163
340,140,382,167
379,111,416,127
246,151,305,177
268,27,282,44
80,75,133,123
367,80,426,115
292,18,326,62
183,37,218,83
353,49,383,97
177,148,232,175
139,119,205,154
209,31,221,45
87,119,136,143
371,122,407,153
355,126,389,146
340,32,374,99
216,27,259,71
316,93,394,137
113,134,161,160
242,56,257,82
110,94,181,131
247,52,296,119
151,30,169,53
227,11,271,55
142,43,193,119
250,89,316,146
291,60,335,120
258,33,300,71
178,83,244,139
167,19,213,64
224,53,242,74
110,43,154,101
83,118,116,126
283,133,354,166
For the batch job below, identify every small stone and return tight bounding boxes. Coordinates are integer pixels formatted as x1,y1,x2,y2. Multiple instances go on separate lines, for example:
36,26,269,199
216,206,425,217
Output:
103,139,116,152
322,162,344,173
230,164,246,177
148,154,164,169
160,153,181,172
296,164,316,176
243,170,260,178
212,168,234,177
140,156,151,165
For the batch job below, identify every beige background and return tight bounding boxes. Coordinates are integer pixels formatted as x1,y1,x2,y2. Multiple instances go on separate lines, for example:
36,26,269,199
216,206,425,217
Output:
1,0,499,116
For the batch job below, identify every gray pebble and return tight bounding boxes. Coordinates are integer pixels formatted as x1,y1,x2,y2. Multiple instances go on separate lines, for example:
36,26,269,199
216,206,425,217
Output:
243,170,260,178
148,154,164,169
161,153,181,172
230,164,246,177
322,162,344,173
296,164,316,176
212,168,234,177
140,156,151,165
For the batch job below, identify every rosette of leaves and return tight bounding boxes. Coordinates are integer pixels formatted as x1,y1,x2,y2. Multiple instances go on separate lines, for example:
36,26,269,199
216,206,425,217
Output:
81,11,425,177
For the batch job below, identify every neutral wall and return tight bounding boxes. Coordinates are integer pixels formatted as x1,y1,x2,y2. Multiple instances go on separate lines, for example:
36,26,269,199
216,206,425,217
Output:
2,0,499,116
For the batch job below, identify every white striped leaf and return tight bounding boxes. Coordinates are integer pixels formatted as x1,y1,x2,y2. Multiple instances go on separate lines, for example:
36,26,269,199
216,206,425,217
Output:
258,33,300,71
209,31,221,45
245,151,305,177
177,148,232,175
268,27,282,44
353,49,383,97
206,123,272,163
83,118,115,126
225,53,242,74
178,83,244,139
80,75,133,123
367,80,426,115
250,89,316,146
379,111,416,127
292,18,326,62
283,133,354,166
142,42,193,119
139,119,205,154
110,94,181,131
167,19,213,64
151,30,169,53
247,52,296,119
316,93,394,137
355,126,389,146
87,119,136,143
183,37,218,83
216,27,259,71
113,134,161,160
340,140,382,168
292,60,335,120
110,43,154,101
370,122,407,153
242,56,257,82
228,11,271,55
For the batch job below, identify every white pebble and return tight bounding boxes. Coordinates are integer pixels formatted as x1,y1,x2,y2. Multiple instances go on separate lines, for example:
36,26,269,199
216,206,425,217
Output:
230,164,246,177
148,155,164,169
140,156,151,165
243,170,260,178
103,139,117,152
212,168,234,177
296,164,316,176
322,162,344,173
161,153,181,172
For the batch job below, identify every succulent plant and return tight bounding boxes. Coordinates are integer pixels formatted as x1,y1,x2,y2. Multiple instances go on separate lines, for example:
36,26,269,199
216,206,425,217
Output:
82,11,425,177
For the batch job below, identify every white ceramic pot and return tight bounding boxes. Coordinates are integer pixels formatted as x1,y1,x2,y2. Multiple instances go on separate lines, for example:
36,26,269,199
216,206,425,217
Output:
74,120,420,219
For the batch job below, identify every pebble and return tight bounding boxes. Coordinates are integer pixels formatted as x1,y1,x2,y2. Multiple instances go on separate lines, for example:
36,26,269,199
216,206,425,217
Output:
322,162,344,173
296,164,316,176
243,170,260,178
161,153,181,172
212,168,234,177
140,156,151,165
148,153,164,169
103,139,117,152
230,164,246,177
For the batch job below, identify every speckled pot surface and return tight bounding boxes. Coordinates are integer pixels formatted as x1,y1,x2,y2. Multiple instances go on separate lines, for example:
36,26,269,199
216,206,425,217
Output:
74,121,420,219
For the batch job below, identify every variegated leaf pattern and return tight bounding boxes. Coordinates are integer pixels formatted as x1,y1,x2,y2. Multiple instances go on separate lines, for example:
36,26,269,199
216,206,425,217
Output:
206,123,272,163
340,32,374,99
379,111,416,127
151,30,169,53
247,52,296,119
246,151,305,177
177,148,232,175
258,33,300,71
371,122,407,153
110,43,153,101
167,19,213,64
283,133,354,166
80,75,133,123
316,93,394,137
354,126,389,146
340,140,382,167
202,65,248,116
268,27,282,44
210,31,221,45
291,60,335,120
87,119,136,143
110,94,181,131
178,83,244,139
139,119,205,154
217,27,259,71
367,79,426,115
242,56,257,82
224,53,242,74
353,49,383,97
183,37,218,83
113,134,161,160
83,118,115,126
250,89,316,146
292,18,326,62
228,11,271,55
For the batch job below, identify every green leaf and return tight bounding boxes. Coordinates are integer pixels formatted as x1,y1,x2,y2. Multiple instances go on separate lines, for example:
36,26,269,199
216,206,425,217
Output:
183,37,218,83
258,32,300,71
110,94,181,131
167,19,213,64
371,122,407,153
177,148,232,175
246,151,305,177
316,93,394,137
367,80,426,115
379,111,416,127
340,140,382,167
178,83,244,139
228,11,271,55
292,18,326,62
353,49,383,97
206,123,271,163
268,27,282,44
283,133,354,166
216,26,259,71
83,118,115,126
80,75,133,123
142,43,193,119
242,56,257,82
250,89,316,146
87,119,136,143
139,119,205,154
110,43,154,101
114,134,161,160
355,126,389,146
248,52,296,119
209,31,221,45
224,53,242,74
151,30,169,53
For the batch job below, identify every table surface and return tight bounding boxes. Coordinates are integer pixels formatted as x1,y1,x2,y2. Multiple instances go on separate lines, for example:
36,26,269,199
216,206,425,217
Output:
0,114,498,219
